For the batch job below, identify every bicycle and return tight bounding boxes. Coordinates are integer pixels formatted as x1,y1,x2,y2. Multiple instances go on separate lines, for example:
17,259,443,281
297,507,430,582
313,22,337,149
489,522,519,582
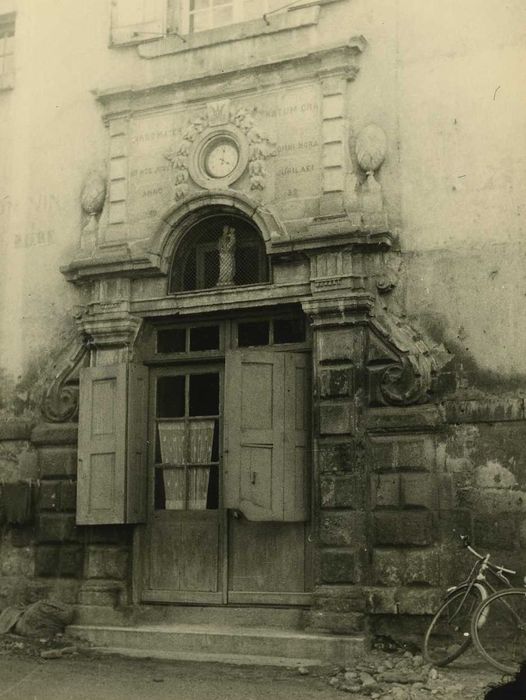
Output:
423,534,517,668
470,586,526,674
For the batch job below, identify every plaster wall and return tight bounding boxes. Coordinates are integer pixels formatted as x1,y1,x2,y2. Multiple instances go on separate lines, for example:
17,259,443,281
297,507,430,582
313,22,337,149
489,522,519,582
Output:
0,1,524,393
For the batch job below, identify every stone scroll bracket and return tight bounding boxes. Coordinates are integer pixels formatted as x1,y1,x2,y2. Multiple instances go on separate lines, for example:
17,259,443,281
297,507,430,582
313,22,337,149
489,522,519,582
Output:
367,313,451,408
40,339,90,424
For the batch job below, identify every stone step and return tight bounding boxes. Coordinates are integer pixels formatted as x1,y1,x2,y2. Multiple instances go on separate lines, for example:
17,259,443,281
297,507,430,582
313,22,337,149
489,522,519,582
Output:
68,623,365,667
73,604,307,629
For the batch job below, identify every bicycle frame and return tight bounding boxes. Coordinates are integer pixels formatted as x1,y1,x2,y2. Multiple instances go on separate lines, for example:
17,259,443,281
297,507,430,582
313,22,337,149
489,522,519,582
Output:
423,534,518,668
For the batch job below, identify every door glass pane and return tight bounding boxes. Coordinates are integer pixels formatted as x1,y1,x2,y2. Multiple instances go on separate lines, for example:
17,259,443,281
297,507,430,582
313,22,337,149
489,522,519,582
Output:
274,317,306,344
238,320,269,347
190,325,220,351
157,328,186,353
162,466,186,510
188,419,215,463
189,373,220,416
206,464,219,509
157,376,185,417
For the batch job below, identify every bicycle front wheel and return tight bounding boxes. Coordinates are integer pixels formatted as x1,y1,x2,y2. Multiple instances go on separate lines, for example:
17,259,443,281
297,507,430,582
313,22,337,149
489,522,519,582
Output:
471,587,526,674
423,586,483,667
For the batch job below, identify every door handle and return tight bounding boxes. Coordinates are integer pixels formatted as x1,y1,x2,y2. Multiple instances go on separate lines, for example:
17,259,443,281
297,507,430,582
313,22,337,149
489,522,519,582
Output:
251,471,257,485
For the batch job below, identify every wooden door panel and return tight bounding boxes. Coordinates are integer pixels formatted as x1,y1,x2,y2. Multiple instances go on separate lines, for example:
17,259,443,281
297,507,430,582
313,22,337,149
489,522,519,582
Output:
225,349,309,522
228,519,306,593
145,513,221,593
240,444,273,510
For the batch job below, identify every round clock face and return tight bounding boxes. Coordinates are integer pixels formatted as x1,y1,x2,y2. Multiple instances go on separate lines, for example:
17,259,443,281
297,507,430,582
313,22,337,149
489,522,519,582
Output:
205,140,240,179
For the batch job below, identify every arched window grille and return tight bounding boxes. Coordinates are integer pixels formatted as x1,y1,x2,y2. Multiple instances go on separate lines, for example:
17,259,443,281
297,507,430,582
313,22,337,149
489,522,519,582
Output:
169,213,269,293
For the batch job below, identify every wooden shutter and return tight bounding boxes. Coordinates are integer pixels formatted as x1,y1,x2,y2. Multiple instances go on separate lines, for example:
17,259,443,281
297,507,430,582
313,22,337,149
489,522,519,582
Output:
110,0,166,46
77,363,148,525
224,350,309,522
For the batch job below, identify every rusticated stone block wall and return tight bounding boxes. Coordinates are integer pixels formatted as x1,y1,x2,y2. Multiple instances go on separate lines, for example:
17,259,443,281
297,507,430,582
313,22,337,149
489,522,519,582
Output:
311,316,526,640
365,398,526,641
0,420,134,611
33,424,83,581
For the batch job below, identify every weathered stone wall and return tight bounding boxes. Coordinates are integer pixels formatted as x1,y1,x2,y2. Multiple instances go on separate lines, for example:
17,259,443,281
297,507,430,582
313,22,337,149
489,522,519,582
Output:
0,421,81,608
0,0,525,628
1,0,525,385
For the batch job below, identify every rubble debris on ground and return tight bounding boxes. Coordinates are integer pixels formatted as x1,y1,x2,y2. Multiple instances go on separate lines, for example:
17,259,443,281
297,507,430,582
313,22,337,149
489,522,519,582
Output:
0,599,74,638
0,598,86,661
0,631,89,659
326,650,486,699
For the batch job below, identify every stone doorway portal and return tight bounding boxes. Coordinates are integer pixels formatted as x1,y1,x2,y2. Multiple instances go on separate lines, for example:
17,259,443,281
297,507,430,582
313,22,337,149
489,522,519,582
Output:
135,312,313,605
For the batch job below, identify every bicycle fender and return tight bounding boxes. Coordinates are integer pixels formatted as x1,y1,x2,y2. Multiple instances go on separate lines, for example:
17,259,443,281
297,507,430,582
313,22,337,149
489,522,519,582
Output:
445,584,489,628
445,583,487,600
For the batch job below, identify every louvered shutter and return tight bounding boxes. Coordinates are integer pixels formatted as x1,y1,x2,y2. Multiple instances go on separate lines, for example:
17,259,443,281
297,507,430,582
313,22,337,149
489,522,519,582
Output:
224,350,309,522
77,363,148,525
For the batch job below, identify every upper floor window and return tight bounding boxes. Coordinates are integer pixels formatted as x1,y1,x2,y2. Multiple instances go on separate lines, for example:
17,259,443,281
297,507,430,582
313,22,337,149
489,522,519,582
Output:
180,0,285,34
110,0,309,45
169,213,268,293
0,13,15,90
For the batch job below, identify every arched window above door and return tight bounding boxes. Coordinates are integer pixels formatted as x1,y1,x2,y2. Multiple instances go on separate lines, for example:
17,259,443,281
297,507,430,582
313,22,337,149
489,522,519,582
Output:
169,213,269,293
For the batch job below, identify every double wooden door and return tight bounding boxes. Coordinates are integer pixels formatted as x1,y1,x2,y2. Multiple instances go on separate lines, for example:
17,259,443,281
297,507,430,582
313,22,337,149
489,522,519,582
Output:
138,346,312,605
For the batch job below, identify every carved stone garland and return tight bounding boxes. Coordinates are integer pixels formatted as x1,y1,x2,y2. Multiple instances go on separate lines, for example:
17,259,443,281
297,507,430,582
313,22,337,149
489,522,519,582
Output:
165,107,275,199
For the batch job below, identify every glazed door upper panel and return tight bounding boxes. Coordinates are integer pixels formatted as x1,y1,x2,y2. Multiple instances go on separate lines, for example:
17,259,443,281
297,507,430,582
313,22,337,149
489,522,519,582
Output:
140,365,225,603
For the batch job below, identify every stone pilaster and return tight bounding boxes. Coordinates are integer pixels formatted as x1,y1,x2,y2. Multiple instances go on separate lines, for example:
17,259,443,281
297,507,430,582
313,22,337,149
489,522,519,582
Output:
302,294,372,632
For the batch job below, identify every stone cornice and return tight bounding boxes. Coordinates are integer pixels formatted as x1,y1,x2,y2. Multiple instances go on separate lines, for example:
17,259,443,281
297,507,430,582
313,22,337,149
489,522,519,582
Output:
95,37,366,120
78,309,143,350
131,282,311,318
301,294,375,325
60,242,161,283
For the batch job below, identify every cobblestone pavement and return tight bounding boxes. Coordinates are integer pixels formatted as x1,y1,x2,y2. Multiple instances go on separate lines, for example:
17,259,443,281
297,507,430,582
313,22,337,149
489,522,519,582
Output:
0,635,507,700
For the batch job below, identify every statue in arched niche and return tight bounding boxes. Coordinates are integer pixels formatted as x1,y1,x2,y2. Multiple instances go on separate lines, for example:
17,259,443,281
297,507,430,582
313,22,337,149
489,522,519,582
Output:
217,225,236,286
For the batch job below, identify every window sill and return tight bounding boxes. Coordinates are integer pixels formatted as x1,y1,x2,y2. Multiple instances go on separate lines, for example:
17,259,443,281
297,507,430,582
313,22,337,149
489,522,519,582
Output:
138,3,330,59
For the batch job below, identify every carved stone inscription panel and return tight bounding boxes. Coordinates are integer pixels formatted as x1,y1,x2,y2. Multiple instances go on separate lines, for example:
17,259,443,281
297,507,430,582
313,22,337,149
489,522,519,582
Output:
127,112,179,225
123,83,322,232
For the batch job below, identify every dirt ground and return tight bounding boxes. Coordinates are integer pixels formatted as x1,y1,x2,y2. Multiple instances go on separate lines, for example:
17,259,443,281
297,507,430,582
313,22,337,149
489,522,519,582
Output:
0,635,507,700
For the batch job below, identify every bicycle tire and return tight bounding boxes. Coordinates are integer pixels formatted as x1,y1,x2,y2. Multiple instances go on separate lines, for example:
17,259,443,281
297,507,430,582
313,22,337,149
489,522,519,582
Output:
423,586,484,667
471,587,526,675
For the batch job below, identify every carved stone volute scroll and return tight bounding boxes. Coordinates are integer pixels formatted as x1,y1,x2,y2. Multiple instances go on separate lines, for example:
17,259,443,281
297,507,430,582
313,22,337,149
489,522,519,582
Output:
367,313,450,407
41,340,89,423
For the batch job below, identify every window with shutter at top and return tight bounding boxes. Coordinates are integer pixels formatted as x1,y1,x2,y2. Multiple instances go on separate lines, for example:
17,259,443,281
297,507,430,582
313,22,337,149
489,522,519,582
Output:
110,0,167,45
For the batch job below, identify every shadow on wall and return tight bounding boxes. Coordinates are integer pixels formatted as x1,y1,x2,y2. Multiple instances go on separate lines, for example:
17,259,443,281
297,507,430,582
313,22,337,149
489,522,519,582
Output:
418,312,526,398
